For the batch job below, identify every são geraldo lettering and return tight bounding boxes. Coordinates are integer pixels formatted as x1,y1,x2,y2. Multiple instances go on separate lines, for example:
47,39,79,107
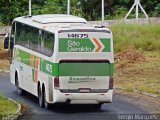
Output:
67,40,92,52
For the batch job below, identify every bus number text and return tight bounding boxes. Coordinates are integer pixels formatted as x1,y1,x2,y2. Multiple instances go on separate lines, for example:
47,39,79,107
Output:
68,34,88,38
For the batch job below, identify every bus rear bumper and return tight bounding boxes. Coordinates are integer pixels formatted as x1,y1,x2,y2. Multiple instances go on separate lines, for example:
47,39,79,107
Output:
53,90,113,104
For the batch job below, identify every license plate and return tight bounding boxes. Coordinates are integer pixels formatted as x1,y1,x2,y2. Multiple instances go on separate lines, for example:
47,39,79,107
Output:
79,88,90,93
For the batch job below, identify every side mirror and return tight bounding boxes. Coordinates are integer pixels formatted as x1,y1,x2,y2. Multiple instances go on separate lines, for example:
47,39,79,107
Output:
10,37,14,50
4,33,14,49
4,33,10,49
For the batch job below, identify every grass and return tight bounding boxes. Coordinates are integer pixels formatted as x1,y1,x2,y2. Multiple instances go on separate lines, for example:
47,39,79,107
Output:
0,38,17,118
115,51,160,96
0,95,17,118
111,23,160,96
110,23,160,52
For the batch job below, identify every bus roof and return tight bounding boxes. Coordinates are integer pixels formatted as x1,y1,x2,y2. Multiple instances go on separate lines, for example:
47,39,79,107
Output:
14,14,87,25
32,14,87,24
13,14,111,33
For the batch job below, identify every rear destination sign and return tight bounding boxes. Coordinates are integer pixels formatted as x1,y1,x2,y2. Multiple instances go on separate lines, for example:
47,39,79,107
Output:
59,38,111,52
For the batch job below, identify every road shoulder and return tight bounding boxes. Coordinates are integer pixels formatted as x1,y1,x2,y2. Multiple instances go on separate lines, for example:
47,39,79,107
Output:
114,89,160,114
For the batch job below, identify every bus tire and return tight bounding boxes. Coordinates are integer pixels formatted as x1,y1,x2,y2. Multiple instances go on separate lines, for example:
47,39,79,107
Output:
38,86,44,108
94,103,102,109
43,86,51,109
15,73,23,95
44,91,50,109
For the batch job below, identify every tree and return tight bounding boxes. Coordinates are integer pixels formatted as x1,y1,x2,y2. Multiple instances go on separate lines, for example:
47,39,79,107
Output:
0,0,159,25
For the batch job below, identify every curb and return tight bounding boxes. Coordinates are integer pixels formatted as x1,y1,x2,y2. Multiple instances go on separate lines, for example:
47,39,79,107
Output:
1,96,21,120
0,70,10,73
114,86,160,98
134,90,160,98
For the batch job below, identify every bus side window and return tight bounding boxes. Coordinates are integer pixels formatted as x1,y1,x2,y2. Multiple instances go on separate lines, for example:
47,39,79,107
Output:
41,31,54,57
28,26,39,52
15,22,54,57
38,30,42,52
16,23,28,47
15,22,39,52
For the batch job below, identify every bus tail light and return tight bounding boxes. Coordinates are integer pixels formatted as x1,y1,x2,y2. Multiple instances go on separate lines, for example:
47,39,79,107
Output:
109,77,114,89
54,77,59,89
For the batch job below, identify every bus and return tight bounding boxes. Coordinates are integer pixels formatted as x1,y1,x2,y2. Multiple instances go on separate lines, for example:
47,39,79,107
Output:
4,14,114,109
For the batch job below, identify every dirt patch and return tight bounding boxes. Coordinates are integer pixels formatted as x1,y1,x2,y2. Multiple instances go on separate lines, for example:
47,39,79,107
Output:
0,39,9,60
0,50,9,59
115,49,146,69
0,59,9,69
0,26,10,35
20,103,29,115
0,40,9,70
115,49,146,63
114,51,160,96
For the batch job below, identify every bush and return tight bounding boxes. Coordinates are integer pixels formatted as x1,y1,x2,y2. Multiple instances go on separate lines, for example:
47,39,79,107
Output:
154,3,160,16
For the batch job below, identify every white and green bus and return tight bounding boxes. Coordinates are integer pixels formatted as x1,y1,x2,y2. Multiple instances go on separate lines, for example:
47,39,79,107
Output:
4,14,114,109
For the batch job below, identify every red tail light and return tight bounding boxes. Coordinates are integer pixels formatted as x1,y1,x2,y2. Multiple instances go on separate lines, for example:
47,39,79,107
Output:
54,77,59,89
109,77,114,89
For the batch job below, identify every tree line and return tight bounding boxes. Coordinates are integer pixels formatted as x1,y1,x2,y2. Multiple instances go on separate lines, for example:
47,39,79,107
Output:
0,0,159,25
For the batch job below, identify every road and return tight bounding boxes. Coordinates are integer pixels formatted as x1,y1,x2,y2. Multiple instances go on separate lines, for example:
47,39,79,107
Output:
0,72,157,120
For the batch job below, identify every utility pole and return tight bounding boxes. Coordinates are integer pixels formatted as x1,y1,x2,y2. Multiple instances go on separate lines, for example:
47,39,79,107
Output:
67,0,70,15
29,0,32,16
124,0,149,20
102,0,104,21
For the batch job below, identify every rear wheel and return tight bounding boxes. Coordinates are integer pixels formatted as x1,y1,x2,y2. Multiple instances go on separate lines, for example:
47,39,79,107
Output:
94,103,102,109
38,86,44,108
15,73,23,95
44,91,51,109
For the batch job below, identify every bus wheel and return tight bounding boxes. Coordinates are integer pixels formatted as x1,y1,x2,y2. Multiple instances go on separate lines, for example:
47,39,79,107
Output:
44,90,50,109
94,103,102,109
15,74,23,95
38,86,44,108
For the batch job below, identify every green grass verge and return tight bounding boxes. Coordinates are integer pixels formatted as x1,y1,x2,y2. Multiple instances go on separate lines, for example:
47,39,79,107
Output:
112,23,160,96
110,23,160,52
0,95,18,119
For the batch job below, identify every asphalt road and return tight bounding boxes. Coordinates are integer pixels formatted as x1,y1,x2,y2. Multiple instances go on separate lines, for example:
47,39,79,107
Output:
0,72,151,120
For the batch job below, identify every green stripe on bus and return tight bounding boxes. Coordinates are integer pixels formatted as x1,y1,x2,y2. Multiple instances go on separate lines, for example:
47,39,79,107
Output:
40,59,59,76
18,49,30,66
59,63,114,76
100,38,111,52
16,49,58,76
16,49,114,77
110,63,114,76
